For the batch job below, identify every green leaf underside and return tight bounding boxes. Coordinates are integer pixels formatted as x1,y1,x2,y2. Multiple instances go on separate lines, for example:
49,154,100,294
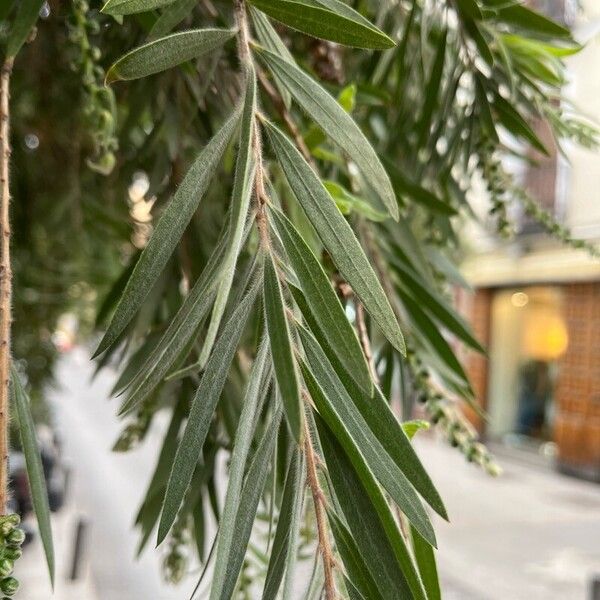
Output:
94,108,240,358
11,366,55,585
249,0,394,50
269,206,372,393
249,6,294,109
105,28,236,83
262,448,304,600
328,510,385,600
6,0,44,58
263,256,303,442
117,223,233,414
258,49,398,220
412,525,441,600
101,0,176,16
158,276,261,544
299,329,436,546
209,338,270,600
316,415,427,600
149,0,198,38
264,121,405,355
218,409,282,599
197,69,257,366
392,260,484,353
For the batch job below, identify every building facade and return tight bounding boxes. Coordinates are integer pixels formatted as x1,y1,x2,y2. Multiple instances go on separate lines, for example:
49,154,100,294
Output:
460,1,600,480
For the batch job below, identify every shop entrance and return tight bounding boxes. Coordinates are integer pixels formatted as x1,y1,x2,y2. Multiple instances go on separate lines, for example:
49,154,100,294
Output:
487,287,569,449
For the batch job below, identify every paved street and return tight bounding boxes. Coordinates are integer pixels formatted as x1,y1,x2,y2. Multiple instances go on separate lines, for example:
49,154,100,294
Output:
16,347,600,599
18,347,197,599
417,437,600,599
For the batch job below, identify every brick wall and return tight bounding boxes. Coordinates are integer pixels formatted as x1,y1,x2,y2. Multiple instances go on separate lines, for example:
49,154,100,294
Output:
554,282,600,476
461,288,492,433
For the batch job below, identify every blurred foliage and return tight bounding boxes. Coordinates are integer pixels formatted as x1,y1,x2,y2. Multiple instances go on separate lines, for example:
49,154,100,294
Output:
1,0,599,597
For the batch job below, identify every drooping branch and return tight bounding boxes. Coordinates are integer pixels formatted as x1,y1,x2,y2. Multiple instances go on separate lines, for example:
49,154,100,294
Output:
303,416,337,600
0,57,14,514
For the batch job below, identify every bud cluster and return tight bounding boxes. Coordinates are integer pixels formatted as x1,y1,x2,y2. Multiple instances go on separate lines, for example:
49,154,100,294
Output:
67,0,118,175
406,346,501,476
476,139,512,238
0,514,26,598
162,513,191,584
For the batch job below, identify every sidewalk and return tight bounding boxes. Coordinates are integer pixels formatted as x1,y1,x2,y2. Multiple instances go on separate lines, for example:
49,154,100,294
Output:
15,498,99,599
417,436,600,600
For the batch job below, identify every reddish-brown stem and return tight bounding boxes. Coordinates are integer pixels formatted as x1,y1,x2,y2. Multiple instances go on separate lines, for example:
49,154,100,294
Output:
256,67,316,168
356,301,379,384
0,57,14,514
303,417,337,600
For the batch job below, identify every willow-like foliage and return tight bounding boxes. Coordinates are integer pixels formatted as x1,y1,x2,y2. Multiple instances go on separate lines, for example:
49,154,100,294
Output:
2,0,598,598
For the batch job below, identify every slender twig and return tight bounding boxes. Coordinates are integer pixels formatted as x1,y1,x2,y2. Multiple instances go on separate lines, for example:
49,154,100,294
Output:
355,301,379,384
256,67,316,168
0,57,14,514
302,414,337,600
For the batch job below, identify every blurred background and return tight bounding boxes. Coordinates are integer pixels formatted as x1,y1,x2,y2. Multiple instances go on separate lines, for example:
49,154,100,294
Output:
5,0,600,599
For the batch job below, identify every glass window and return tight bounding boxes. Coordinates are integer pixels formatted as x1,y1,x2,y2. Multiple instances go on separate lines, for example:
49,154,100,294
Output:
487,287,569,447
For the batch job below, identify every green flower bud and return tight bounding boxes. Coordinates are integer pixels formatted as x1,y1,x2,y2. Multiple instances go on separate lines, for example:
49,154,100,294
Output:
2,548,21,562
0,560,13,578
0,577,19,596
6,529,25,547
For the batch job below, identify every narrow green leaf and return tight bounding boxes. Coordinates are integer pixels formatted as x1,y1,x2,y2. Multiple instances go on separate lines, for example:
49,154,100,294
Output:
488,1,571,39
398,287,470,386
416,28,447,149
218,409,282,600
94,109,240,357
149,0,197,39
263,256,303,442
268,206,371,393
316,415,427,600
492,92,548,155
197,68,257,366
328,510,384,600
135,404,185,555
210,338,271,600
257,49,398,219
455,0,483,20
249,6,293,109
392,259,484,353
249,0,394,49
101,0,176,16
117,250,220,413
158,275,261,543
411,526,441,600
340,375,447,520
264,121,405,354
299,329,436,546
262,448,304,600
6,0,44,58
11,365,55,585
384,158,456,216
105,28,236,83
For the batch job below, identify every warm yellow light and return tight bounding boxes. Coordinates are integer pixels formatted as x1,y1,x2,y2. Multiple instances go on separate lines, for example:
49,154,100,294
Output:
522,308,569,360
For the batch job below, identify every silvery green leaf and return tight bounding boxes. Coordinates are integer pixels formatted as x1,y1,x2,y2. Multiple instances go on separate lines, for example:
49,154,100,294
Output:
158,275,261,543
249,0,394,49
268,206,371,392
265,121,405,355
101,0,176,16
94,108,240,357
11,365,55,586
257,48,398,219
105,29,236,82
197,67,257,367
209,337,271,600
263,254,303,442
